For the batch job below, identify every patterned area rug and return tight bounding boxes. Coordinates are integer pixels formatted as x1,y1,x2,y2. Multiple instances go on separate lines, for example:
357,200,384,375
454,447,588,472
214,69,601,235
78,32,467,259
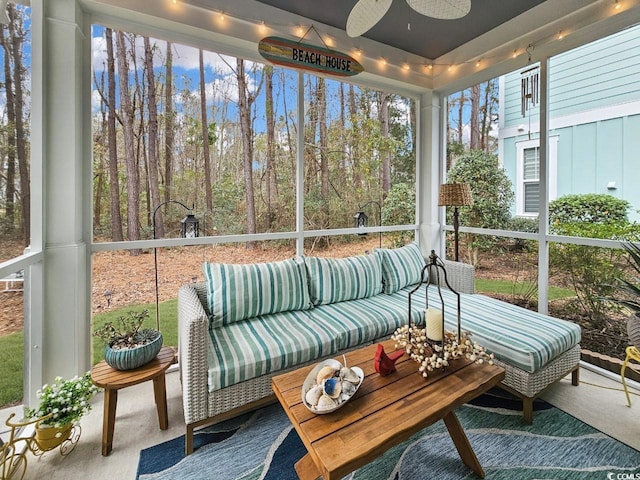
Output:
137,390,640,479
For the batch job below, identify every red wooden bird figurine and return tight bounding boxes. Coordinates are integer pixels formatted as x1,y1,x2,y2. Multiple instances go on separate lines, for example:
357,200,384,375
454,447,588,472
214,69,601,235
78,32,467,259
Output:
374,344,404,376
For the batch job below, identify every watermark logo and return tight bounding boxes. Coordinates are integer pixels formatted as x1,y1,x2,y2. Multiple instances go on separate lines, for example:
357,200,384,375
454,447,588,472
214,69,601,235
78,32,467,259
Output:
607,473,640,480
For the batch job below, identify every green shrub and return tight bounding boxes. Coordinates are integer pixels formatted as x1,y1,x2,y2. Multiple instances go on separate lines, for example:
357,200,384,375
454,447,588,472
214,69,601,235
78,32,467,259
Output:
548,193,640,326
446,150,514,265
381,183,415,247
549,193,630,226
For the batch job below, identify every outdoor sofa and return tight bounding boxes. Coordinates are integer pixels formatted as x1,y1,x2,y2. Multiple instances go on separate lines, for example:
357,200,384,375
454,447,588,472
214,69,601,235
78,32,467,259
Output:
177,241,581,454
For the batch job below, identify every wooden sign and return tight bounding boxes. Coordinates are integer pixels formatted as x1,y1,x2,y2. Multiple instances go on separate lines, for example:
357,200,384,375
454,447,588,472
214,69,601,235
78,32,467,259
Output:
258,36,364,77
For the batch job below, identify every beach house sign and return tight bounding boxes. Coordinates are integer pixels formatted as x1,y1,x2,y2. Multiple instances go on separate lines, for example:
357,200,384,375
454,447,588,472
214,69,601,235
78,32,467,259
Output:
258,36,364,77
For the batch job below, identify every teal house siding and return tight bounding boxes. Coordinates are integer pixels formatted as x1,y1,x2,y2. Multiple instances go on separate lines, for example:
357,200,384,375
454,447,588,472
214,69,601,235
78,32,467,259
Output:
499,23,640,221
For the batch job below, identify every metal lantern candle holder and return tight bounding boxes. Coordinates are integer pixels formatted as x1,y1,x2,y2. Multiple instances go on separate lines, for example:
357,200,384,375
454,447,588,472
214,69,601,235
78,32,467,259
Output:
407,250,462,355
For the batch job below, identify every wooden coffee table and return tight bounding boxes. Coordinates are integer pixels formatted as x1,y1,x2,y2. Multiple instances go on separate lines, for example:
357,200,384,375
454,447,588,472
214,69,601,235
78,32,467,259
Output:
272,339,505,480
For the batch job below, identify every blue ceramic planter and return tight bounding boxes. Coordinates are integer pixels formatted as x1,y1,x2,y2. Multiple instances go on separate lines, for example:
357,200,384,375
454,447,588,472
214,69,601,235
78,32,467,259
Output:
104,331,163,370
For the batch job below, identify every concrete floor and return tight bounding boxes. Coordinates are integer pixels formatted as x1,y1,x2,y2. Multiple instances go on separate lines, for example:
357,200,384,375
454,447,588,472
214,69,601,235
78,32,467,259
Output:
1,363,639,480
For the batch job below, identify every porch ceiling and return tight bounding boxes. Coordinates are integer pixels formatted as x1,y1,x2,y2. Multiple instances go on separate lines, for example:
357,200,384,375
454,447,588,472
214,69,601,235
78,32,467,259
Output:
255,0,547,60
86,0,640,93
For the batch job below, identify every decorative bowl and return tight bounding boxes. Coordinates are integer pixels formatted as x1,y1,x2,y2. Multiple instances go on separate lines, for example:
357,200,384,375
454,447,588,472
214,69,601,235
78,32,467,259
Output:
104,331,163,370
301,359,364,414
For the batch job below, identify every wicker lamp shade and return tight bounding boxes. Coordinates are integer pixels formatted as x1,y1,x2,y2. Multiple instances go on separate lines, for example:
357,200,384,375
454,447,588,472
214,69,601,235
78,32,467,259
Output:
438,183,473,207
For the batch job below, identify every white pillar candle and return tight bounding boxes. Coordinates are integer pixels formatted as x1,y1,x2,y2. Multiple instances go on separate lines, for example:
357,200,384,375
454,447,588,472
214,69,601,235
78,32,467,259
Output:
426,307,443,341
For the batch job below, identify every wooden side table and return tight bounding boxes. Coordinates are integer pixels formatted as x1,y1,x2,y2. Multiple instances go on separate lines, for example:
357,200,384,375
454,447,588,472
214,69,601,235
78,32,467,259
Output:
90,346,175,456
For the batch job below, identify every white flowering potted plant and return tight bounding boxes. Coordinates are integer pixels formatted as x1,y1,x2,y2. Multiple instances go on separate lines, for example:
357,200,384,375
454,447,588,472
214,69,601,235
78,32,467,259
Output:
25,372,100,451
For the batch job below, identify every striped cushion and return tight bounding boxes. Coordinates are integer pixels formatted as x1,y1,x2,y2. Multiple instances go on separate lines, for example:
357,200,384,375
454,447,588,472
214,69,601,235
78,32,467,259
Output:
377,241,426,294
202,258,311,328
305,254,383,305
392,285,581,373
309,294,423,350
206,310,339,391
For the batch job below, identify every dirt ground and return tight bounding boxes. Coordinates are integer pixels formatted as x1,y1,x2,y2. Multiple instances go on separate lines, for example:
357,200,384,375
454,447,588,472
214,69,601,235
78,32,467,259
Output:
0,239,628,359
0,237,380,335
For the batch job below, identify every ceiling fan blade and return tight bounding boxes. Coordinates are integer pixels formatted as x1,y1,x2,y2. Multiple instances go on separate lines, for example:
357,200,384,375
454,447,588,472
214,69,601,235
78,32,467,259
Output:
406,0,471,20
346,0,393,37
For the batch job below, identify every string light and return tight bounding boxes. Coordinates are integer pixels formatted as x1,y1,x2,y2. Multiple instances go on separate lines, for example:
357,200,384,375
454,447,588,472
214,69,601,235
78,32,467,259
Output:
176,2,627,78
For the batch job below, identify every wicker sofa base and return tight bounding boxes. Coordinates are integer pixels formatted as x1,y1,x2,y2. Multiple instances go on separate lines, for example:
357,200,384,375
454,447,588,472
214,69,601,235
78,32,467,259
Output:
184,343,370,454
494,344,581,423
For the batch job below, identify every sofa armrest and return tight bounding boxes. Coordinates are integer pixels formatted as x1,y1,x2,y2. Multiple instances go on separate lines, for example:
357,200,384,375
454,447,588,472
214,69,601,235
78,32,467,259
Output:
178,282,210,424
432,259,475,294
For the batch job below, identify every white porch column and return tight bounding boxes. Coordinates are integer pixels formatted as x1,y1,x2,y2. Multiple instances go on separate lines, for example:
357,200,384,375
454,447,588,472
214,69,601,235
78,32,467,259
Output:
34,0,92,383
417,90,444,258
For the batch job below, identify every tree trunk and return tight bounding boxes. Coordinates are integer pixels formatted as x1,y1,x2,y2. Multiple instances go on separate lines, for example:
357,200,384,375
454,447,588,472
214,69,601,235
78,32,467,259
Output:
116,31,141,253
348,84,360,190
10,5,29,245
106,28,124,241
236,58,256,241
0,26,16,235
264,64,277,230
470,84,480,150
94,71,106,229
379,91,391,195
164,41,174,210
144,37,164,238
199,49,213,213
457,90,465,145
318,77,329,220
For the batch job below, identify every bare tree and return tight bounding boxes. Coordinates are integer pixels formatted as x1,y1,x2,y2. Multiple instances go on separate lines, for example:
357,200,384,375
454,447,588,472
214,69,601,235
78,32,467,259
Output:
105,28,124,241
144,37,164,238
318,77,329,219
236,58,256,240
348,84,361,190
164,41,174,209
0,25,16,235
470,84,480,150
199,49,213,212
379,91,391,195
116,31,141,253
264,64,277,229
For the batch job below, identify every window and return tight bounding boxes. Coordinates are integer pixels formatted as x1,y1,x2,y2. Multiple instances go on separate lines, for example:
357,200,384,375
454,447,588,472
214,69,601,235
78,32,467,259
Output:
515,137,558,216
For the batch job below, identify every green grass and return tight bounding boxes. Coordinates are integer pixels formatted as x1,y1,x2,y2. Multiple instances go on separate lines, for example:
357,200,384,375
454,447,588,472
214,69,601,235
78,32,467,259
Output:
476,278,575,301
0,299,180,409
0,332,24,407
92,299,178,365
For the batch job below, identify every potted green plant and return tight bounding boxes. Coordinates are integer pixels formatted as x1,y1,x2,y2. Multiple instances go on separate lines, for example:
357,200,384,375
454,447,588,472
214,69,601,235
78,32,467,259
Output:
25,372,100,450
603,242,640,348
93,309,163,370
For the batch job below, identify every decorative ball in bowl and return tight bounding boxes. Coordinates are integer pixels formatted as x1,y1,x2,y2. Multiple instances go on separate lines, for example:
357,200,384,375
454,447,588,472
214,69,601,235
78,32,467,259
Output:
301,359,364,414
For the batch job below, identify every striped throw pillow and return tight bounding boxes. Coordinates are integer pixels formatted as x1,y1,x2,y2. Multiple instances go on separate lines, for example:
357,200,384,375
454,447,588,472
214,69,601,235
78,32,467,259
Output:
305,254,383,305
202,258,312,328
378,241,426,294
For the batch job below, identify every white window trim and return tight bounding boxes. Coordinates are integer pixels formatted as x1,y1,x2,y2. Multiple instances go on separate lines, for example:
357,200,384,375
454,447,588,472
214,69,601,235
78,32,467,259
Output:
515,136,558,217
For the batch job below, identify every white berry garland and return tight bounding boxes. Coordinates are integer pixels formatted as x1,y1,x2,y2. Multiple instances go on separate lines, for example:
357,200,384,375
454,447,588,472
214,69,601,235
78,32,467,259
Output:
390,324,494,378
